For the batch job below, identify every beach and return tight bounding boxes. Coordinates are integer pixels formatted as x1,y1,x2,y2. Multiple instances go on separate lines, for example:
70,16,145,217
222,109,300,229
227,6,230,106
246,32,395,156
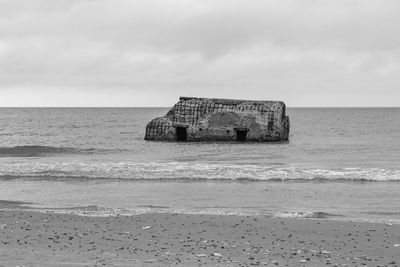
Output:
1,210,399,266
1,108,400,266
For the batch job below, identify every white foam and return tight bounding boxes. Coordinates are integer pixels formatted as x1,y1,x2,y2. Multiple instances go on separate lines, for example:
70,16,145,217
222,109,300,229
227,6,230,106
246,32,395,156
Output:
0,162,399,181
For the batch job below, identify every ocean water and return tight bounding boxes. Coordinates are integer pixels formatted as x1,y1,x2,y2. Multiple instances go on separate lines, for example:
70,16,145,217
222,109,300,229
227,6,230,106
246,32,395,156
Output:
0,107,399,223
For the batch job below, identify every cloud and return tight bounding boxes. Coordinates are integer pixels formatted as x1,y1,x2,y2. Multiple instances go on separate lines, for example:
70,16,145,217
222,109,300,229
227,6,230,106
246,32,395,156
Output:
0,0,399,106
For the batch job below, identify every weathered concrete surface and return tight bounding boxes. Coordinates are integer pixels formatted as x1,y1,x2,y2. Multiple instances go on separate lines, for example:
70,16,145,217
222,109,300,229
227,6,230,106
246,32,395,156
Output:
145,97,290,141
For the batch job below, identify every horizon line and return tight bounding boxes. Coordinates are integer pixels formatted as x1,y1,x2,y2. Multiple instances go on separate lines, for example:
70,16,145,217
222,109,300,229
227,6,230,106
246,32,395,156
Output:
0,106,399,108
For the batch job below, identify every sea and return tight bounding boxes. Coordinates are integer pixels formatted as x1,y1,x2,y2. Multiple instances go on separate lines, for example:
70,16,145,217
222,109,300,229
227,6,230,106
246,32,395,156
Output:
0,107,399,223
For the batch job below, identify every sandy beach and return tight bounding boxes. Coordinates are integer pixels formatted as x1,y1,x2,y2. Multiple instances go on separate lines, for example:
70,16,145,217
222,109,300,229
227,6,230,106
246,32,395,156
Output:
0,210,399,266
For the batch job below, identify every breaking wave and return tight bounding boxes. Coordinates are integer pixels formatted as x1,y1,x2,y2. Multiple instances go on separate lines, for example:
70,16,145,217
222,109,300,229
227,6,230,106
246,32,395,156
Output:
0,145,108,157
0,162,399,181
274,211,344,219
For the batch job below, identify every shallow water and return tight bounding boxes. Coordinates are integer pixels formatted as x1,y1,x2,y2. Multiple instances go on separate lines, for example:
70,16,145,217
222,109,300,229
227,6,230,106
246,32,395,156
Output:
0,107,399,222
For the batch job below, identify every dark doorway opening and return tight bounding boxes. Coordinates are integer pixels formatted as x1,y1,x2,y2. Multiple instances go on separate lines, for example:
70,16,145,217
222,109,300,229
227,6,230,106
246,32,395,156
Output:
176,127,187,141
236,130,247,141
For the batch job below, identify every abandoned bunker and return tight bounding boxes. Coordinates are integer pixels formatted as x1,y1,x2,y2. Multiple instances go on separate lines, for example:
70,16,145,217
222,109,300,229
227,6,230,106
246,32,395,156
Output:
144,97,290,142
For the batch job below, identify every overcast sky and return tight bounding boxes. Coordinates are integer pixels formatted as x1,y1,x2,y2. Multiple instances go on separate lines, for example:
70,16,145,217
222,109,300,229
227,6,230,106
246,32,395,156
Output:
0,0,399,107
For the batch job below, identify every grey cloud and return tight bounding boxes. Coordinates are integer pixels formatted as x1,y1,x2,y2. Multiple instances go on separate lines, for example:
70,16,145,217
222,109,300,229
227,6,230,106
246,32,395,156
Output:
0,0,399,106
3,0,400,54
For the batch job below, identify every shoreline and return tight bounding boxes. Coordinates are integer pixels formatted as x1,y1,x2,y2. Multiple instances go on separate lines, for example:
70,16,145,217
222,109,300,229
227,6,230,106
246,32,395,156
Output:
1,210,399,266
3,206,397,225
3,180,400,225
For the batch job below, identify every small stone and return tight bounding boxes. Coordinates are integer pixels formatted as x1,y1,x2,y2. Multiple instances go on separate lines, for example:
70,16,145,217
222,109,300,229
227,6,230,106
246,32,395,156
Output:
212,252,222,257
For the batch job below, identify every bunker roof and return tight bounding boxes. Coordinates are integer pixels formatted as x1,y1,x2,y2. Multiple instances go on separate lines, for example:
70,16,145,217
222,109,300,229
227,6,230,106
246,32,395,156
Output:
179,96,285,107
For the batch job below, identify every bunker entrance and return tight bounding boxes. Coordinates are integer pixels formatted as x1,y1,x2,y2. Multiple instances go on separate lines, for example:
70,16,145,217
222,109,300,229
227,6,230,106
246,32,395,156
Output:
235,130,247,141
176,127,187,141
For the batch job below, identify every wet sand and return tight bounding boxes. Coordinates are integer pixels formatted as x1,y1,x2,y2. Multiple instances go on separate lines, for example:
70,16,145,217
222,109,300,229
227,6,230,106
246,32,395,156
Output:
0,210,400,266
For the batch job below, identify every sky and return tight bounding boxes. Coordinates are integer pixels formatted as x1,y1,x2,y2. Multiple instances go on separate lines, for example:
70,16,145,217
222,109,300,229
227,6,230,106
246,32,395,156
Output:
0,0,399,107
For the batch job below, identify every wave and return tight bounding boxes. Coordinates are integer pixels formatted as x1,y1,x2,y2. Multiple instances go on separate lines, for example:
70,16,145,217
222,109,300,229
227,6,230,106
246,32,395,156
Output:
0,162,399,181
274,211,344,219
363,211,400,216
0,205,344,220
0,145,107,157
0,199,32,207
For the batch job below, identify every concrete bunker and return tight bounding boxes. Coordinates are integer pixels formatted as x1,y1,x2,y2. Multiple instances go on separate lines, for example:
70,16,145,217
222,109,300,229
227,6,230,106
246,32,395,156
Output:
145,97,290,142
